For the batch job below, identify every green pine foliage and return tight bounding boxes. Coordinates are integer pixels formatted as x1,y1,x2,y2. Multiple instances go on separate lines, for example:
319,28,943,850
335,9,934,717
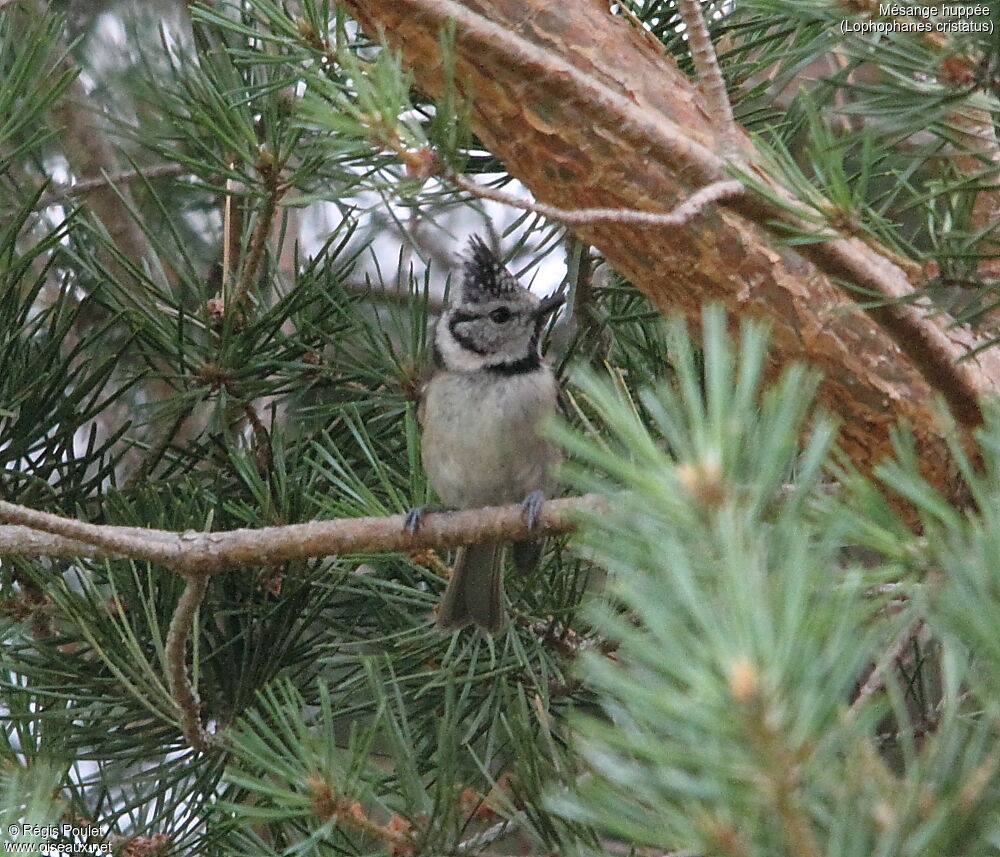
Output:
1,0,999,855
556,308,1000,856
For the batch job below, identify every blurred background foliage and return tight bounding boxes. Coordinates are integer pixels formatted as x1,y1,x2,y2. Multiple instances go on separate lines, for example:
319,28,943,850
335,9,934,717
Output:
1,0,999,854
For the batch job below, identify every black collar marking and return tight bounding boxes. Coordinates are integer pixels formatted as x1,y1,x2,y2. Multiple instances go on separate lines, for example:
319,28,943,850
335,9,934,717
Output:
486,352,542,375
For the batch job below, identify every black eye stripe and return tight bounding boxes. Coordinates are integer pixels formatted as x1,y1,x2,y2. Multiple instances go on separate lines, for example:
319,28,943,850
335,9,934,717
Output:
450,308,517,324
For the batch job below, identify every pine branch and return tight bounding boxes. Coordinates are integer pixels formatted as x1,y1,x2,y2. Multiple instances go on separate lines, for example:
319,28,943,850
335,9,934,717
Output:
0,495,605,572
730,666,826,857
350,0,725,181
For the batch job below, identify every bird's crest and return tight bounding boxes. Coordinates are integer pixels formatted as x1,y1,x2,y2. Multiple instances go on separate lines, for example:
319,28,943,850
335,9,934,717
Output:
461,236,519,302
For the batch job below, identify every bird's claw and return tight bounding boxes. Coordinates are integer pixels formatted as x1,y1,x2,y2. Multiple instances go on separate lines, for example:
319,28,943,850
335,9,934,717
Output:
404,506,427,535
521,490,546,531
405,505,448,535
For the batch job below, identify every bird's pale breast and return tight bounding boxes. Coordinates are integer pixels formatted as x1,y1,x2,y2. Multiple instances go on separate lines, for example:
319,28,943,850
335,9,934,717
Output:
420,369,559,509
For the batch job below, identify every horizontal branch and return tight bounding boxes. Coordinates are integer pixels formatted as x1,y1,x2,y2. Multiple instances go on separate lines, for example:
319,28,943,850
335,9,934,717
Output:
0,495,606,573
0,525,116,558
32,164,190,210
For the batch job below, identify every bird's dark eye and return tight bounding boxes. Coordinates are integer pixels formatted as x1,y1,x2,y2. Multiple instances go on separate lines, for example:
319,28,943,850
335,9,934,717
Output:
489,307,512,324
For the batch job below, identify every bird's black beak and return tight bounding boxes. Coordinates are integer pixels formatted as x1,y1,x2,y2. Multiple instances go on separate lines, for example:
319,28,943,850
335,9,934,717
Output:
535,293,565,318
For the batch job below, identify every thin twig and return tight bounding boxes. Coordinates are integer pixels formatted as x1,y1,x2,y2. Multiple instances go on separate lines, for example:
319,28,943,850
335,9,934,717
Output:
567,238,594,322
222,166,241,289
123,403,195,492
343,279,446,314
456,821,517,853
674,0,740,157
230,154,283,308
0,494,608,573
566,237,610,359
164,573,211,751
849,617,925,715
612,2,676,56
242,400,273,479
728,657,825,857
742,700,826,857
31,164,189,210
450,172,744,227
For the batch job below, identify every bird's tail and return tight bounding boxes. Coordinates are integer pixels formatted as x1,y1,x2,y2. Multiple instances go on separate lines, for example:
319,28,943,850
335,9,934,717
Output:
437,542,505,632
511,539,543,574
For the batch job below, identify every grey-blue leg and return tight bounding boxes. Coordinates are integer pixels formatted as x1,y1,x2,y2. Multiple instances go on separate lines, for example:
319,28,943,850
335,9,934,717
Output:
404,504,449,535
512,490,547,574
521,490,546,530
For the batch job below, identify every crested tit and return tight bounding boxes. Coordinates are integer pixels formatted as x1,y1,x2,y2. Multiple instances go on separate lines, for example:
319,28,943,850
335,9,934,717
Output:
413,236,564,632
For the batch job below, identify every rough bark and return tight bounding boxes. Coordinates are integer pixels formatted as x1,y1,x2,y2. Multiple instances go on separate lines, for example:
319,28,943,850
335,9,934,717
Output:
340,0,1000,499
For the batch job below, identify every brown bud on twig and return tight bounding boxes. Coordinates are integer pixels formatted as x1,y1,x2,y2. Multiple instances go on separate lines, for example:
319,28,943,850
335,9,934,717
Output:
402,147,437,182
677,454,726,508
205,297,246,332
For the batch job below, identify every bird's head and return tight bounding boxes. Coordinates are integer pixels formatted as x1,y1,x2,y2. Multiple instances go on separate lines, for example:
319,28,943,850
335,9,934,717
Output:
437,236,564,373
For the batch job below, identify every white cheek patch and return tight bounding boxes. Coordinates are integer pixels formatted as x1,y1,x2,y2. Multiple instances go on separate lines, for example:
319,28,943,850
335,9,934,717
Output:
437,321,491,372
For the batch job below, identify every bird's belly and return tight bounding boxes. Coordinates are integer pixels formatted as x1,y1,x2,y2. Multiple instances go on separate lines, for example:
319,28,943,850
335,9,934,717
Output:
420,371,558,509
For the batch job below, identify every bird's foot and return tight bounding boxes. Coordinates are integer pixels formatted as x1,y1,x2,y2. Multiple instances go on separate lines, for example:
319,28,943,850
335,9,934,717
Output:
404,505,448,535
520,490,546,531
